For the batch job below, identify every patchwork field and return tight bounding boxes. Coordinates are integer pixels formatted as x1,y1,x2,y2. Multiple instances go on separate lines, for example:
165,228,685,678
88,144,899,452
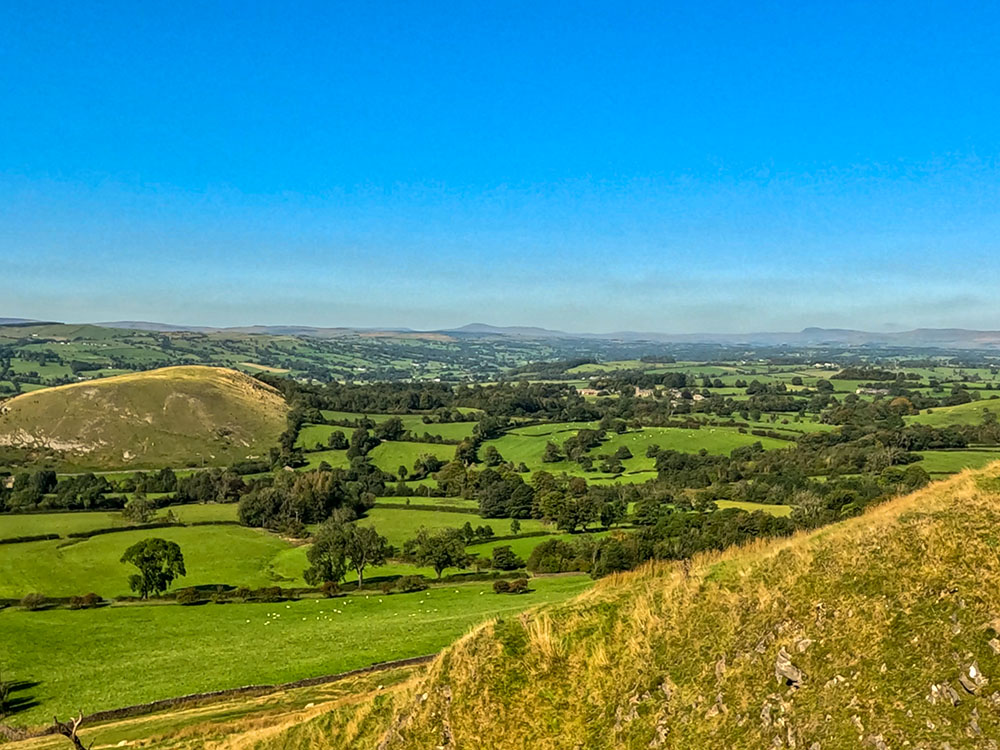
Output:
0,504,573,599
481,424,789,477
6,339,1000,747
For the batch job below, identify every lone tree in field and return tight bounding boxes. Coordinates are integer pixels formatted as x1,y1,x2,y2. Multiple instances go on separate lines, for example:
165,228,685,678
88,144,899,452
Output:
304,522,392,588
404,528,469,579
120,538,186,598
344,525,392,588
121,492,156,524
303,520,349,586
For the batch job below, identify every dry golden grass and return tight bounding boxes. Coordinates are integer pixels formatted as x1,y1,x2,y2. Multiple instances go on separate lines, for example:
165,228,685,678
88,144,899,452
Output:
8,666,423,750
0,365,287,469
243,464,1000,749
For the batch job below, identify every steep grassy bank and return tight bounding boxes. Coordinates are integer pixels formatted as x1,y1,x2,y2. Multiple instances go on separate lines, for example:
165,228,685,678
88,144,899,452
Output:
253,463,1000,748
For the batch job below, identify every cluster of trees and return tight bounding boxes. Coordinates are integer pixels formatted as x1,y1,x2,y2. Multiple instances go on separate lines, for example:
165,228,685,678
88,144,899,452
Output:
257,374,455,414
520,503,797,578
0,471,118,512
400,528,470,578
304,521,393,587
121,468,178,493
237,461,387,534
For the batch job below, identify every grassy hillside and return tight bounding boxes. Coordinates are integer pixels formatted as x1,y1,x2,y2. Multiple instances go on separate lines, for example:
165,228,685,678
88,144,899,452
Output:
0,365,288,469
245,463,1000,748
906,397,1000,427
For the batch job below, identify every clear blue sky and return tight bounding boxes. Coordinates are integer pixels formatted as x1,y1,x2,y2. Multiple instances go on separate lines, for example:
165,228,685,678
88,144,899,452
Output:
3,1,999,332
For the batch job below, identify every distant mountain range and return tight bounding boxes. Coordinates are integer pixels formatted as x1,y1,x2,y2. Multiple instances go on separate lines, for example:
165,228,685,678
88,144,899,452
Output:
447,324,1000,349
95,321,416,338
6,317,1000,349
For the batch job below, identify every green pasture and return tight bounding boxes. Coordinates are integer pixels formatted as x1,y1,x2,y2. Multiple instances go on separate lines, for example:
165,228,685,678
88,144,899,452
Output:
355,506,553,546
906,399,1000,427
376,496,479,510
482,425,789,479
715,500,793,517
914,450,1000,474
318,412,477,439
0,525,293,598
0,503,237,540
368,441,456,475
466,531,610,561
0,575,593,726
301,448,351,470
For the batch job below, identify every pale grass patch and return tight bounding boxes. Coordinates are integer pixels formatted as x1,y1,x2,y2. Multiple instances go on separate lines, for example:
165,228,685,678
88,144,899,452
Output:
525,613,566,666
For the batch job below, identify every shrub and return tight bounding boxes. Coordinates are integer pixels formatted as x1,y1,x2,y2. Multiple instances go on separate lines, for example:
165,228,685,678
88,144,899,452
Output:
234,586,252,601
380,580,395,594
69,592,102,610
176,588,202,605
20,593,46,611
396,575,428,593
493,580,511,594
82,592,102,608
320,580,341,598
507,577,529,594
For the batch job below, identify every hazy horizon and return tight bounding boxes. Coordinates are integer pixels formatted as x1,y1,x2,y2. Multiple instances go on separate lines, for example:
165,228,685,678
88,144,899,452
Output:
5,1,1000,331
4,314,998,337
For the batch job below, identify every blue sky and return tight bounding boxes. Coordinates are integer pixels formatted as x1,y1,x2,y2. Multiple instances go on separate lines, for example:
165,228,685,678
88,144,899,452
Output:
3,1,1000,332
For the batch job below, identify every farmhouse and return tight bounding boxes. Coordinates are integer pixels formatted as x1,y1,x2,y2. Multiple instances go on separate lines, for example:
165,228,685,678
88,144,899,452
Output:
577,388,602,397
856,387,891,396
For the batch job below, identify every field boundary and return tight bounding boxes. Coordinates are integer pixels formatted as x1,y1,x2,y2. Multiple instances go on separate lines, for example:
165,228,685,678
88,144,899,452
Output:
0,653,437,740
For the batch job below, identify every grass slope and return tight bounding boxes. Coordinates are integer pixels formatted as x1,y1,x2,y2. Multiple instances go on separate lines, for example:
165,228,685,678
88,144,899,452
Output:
0,502,236,539
0,576,591,727
0,524,293,598
256,463,1000,748
906,398,1000,427
13,665,425,750
0,366,288,470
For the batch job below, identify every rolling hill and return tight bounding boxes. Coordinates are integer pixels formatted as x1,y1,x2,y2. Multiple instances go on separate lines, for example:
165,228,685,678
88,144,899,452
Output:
0,366,288,469
241,465,1000,748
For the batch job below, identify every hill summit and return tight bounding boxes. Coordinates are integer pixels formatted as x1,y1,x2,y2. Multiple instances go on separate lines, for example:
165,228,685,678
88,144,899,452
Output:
254,466,1000,749
0,366,288,469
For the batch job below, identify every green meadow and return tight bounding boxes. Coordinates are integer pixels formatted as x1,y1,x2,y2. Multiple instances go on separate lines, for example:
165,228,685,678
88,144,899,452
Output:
906,398,1000,427
0,503,237,539
0,575,592,725
481,424,789,477
915,449,1000,474
368,441,456,473
0,525,293,598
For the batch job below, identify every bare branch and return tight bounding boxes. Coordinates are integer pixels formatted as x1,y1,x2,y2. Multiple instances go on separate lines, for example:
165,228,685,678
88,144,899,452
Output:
51,712,89,750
